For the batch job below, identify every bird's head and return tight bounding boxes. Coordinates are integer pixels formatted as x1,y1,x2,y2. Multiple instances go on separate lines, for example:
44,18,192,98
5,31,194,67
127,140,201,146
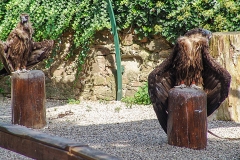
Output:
20,14,29,24
184,28,212,40
201,29,212,40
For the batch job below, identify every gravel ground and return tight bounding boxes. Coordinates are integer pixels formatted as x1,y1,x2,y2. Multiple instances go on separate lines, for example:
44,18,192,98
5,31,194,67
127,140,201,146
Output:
0,97,240,160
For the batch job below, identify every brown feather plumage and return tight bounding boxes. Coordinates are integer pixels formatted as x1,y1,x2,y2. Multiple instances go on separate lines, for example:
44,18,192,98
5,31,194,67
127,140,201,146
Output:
148,28,231,133
0,14,54,76
27,40,54,67
174,36,204,86
6,13,33,71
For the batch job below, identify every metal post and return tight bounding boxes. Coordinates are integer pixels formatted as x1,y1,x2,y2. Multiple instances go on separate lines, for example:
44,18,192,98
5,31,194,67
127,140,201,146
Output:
106,0,122,101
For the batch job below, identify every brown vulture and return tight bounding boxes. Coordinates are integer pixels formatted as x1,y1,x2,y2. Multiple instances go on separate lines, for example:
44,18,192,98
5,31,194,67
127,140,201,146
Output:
148,28,231,134
0,13,54,75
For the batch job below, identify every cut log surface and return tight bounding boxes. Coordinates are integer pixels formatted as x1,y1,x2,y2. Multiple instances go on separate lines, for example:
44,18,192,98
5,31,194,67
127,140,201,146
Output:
167,87,207,150
11,70,46,129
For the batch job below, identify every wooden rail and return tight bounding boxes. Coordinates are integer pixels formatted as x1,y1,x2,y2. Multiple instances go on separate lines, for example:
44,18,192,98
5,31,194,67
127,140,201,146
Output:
0,123,120,160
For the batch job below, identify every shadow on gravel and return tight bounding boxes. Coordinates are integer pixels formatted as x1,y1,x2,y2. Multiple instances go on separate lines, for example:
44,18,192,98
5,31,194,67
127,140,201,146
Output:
208,120,240,129
40,119,240,160
45,99,68,108
1,98,239,159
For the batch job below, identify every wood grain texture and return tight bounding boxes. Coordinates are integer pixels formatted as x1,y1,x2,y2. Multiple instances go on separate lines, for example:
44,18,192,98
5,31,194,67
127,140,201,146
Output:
11,70,46,129
167,88,207,150
0,123,120,160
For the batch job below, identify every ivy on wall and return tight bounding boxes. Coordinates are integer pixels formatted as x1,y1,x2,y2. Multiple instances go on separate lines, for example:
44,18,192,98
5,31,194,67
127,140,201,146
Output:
1,0,239,43
0,0,110,70
113,0,240,42
0,0,239,103
0,0,109,45
0,0,239,65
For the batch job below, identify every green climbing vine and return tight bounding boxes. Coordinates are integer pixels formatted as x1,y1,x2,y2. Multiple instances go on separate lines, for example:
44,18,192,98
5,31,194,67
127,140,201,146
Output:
0,0,110,72
0,0,239,74
1,0,239,43
112,0,240,42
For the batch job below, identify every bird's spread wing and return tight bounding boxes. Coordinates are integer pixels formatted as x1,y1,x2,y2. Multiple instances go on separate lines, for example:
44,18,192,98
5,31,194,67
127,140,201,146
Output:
0,41,13,74
202,43,231,116
148,35,231,134
0,40,54,76
148,48,177,133
27,40,54,67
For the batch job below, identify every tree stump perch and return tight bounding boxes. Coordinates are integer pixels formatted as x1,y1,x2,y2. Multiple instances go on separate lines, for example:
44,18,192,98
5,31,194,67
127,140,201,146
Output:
167,87,207,150
11,70,46,129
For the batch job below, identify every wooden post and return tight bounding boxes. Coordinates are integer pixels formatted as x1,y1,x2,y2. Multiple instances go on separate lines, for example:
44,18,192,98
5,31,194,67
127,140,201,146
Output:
11,70,46,129
167,87,207,150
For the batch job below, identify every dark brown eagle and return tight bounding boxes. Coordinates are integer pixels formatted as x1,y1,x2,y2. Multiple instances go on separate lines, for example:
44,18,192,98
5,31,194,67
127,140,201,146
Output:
148,28,231,133
0,13,54,75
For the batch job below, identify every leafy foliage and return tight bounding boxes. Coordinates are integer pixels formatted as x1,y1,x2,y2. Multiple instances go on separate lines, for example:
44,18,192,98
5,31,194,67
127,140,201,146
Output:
113,0,240,42
67,98,80,104
0,0,109,43
122,82,151,105
0,0,239,71
0,0,239,43
0,0,110,71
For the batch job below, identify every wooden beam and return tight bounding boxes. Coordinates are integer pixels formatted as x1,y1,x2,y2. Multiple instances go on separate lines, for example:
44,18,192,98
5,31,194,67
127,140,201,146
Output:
0,123,119,160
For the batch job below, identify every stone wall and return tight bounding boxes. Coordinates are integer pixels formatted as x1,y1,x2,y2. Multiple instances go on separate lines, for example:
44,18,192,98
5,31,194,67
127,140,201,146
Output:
0,29,239,122
0,29,172,100
72,29,173,100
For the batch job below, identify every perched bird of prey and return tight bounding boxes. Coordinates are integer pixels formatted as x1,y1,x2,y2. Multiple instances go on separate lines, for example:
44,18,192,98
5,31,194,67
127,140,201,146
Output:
0,13,54,75
148,28,231,133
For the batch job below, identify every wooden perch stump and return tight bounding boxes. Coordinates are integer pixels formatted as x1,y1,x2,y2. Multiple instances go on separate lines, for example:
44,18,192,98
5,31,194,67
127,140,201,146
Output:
167,87,207,150
11,70,46,129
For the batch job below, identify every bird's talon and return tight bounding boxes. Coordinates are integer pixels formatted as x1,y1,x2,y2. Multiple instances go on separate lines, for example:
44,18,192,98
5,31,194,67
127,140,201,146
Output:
190,84,201,90
12,70,21,74
22,69,28,73
174,84,187,89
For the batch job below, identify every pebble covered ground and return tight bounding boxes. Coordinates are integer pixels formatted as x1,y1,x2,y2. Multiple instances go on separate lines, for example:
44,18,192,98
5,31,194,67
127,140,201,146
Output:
0,97,239,160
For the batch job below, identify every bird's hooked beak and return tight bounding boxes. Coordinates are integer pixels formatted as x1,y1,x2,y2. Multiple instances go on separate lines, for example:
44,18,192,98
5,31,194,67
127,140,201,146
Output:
21,16,28,24
202,29,212,40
